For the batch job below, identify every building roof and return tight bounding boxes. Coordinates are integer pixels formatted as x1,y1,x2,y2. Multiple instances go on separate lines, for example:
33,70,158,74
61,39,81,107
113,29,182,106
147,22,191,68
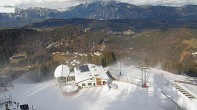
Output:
74,64,109,83
79,65,89,72
54,65,70,78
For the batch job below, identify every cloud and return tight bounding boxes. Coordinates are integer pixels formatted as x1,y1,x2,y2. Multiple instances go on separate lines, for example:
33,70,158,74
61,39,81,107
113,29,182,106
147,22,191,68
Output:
14,0,197,9
15,0,80,9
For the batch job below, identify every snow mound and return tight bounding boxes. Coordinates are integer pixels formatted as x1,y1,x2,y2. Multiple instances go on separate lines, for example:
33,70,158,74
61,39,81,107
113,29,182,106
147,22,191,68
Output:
62,84,78,94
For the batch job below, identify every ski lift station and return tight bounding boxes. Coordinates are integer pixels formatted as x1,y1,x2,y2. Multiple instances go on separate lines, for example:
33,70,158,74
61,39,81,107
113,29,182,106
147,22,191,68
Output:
54,64,109,88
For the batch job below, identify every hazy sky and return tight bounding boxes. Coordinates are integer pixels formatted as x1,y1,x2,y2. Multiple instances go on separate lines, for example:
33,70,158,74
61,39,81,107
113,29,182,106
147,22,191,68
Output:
14,0,197,9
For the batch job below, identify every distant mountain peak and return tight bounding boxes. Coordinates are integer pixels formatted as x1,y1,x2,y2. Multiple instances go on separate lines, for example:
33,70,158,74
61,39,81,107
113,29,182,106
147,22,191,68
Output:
82,1,123,7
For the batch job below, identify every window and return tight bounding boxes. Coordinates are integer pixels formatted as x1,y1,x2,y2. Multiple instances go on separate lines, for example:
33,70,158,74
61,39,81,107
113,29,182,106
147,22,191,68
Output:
88,83,92,86
57,77,66,83
82,83,86,86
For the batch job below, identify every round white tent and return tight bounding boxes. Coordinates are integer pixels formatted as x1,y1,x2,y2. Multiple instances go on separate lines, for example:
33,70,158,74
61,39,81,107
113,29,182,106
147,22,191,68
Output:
54,65,70,78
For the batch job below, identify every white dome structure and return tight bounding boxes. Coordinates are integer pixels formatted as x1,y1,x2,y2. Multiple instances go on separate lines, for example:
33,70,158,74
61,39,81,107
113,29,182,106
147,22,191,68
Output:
54,65,70,78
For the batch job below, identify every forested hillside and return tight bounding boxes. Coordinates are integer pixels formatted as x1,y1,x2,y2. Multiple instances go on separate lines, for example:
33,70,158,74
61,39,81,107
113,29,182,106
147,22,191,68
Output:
130,28,197,76
0,26,116,81
0,24,197,81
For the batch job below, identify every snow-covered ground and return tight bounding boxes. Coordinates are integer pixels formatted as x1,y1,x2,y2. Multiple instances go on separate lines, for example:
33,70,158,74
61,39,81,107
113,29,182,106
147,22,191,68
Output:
109,63,197,110
0,63,197,110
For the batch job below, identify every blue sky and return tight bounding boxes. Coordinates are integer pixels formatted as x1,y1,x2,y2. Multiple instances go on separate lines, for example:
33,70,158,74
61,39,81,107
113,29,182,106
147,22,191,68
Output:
13,0,197,9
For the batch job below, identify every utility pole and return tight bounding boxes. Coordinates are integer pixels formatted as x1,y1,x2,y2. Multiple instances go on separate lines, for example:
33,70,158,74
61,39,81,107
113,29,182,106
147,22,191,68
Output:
119,59,121,76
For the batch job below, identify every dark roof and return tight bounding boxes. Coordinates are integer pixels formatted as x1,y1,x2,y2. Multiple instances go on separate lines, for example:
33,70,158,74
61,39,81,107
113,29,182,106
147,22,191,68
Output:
79,65,89,73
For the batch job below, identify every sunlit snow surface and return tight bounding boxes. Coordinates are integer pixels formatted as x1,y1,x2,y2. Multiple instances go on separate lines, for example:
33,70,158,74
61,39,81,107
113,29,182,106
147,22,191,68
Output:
1,63,196,110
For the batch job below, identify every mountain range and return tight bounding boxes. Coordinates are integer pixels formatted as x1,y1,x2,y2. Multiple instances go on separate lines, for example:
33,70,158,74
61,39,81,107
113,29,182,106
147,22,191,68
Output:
23,18,197,32
1,1,197,27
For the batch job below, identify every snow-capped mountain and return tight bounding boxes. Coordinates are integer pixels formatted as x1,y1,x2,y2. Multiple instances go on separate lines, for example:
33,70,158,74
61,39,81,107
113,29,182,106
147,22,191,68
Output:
57,1,197,20
0,7,58,27
1,1,197,27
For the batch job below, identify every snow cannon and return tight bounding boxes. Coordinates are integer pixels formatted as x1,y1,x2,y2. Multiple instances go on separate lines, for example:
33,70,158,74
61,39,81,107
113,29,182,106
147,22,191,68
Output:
143,83,148,88
142,82,151,88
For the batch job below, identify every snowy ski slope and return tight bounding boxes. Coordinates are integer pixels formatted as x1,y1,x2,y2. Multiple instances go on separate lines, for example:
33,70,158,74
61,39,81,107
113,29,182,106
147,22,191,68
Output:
0,63,196,110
